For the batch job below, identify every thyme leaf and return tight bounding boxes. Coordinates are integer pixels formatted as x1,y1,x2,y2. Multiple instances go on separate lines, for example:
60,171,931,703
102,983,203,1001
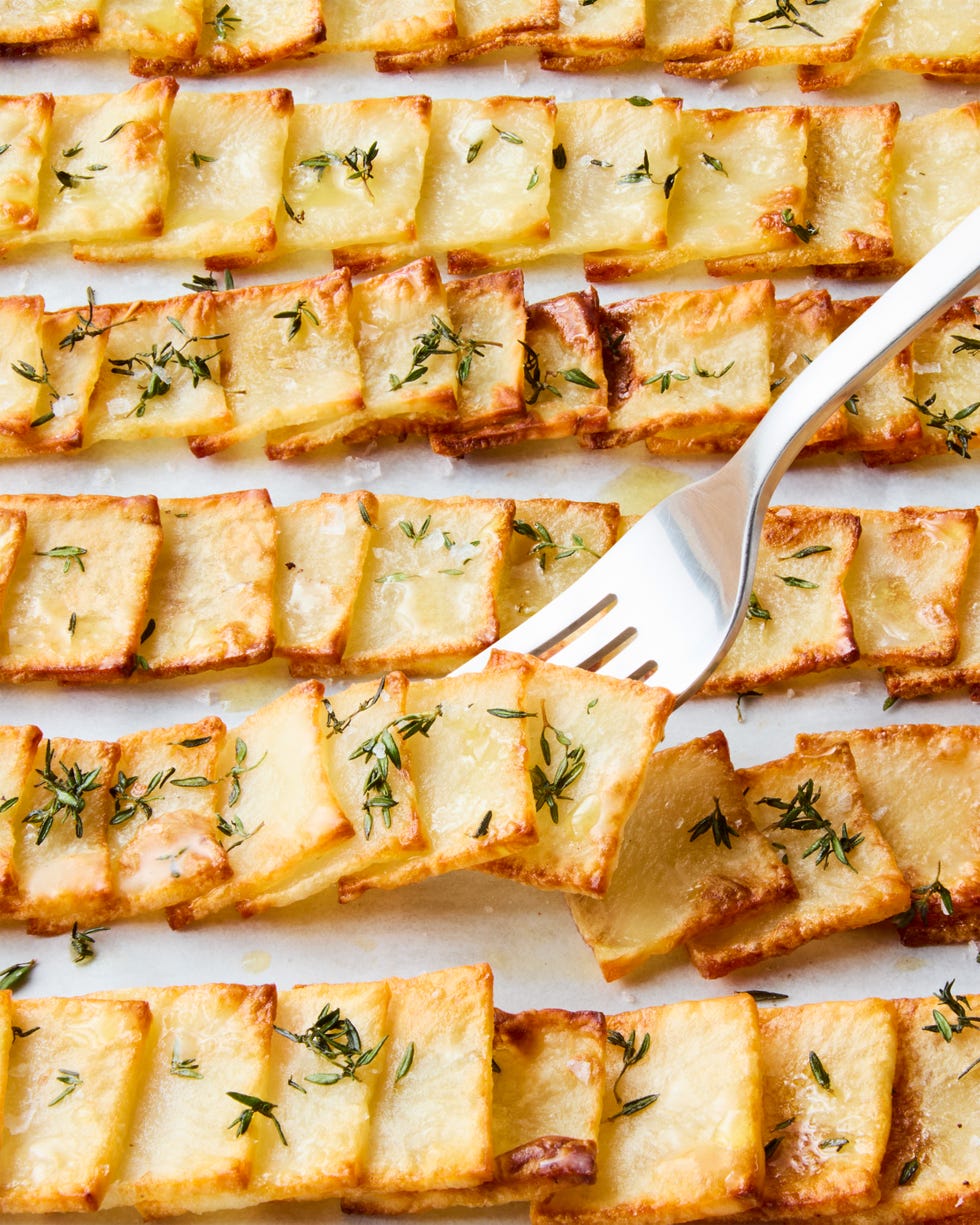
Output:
688,797,740,849
746,592,771,621
273,298,319,342
226,1092,287,1146
808,1050,831,1089
756,778,863,870
23,740,101,846
395,1042,415,1083
274,1003,388,1083
70,922,108,964
171,1047,204,1078
512,519,599,572
781,207,819,243
299,141,379,198
48,1069,81,1106
894,866,955,927
0,960,35,992
530,703,586,824
34,544,86,572
206,4,241,38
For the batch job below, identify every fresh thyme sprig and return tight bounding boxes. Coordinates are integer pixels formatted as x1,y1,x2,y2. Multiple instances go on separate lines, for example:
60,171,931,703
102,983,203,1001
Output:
689,797,740,849
108,316,227,418
58,287,134,353
323,676,385,737
519,341,599,405
23,740,101,846
746,592,771,621
110,764,210,826
781,207,819,243
274,1003,388,1084
952,327,980,354
349,707,443,838
11,353,61,425
0,960,35,992
227,1092,287,1146
512,520,599,573
617,151,679,198
206,4,241,38
756,778,863,871
904,393,979,458
894,865,954,928
643,368,689,393
749,0,825,38
225,737,266,808
35,544,87,573
48,1069,81,1106
170,1047,204,1078
530,704,586,824
389,315,501,390
181,270,235,293
299,142,379,197
70,922,108,964
922,980,980,1044
607,1028,650,1103
274,298,319,342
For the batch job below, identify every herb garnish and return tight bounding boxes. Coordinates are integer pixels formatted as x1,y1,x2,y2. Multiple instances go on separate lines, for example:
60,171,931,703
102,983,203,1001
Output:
952,328,980,354
11,353,62,424
820,1137,849,1151
110,763,209,826
23,741,101,846
688,797,740,849
395,1042,415,1083
274,298,319,342
899,1157,920,1186
894,865,954,928
300,142,379,197
35,544,87,573
779,574,818,589
780,545,831,559
746,592,771,621
922,980,980,1042
171,1047,204,1078
70,922,108,964
694,357,735,380
904,393,979,458
108,316,226,418
225,737,266,808
389,315,501,389
49,1069,81,1106
274,1003,388,1084
518,341,598,404
206,4,241,38
472,811,493,838
617,151,679,198
492,126,523,145
530,705,586,824
552,144,567,169
756,778,863,870
607,1028,650,1102
701,153,728,175
742,989,788,1003
58,287,132,352
323,677,385,737
181,270,234,293
349,707,443,838
0,960,35,992
749,0,824,37
809,1050,831,1089
781,207,819,243
764,1116,796,1159
643,368,689,393
227,1092,286,1146
512,519,598,572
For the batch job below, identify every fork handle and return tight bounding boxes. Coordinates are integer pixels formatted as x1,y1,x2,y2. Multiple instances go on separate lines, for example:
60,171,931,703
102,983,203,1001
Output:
727,204,980,514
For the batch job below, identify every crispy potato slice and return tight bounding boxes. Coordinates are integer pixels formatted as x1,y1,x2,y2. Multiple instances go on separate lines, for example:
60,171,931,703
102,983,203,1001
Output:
342,964,495,1198
586,107,808,279
752,999,898,1216
496,499,619,638
168,681,352,926
133,0,322,74
0,996,150,1214
24,79,175,248
82,0,201,58
687,744,909,978
482,652,673,897
375,0,557,68
0,295,44,435
339,663,535,897
86,292,231,444
831,297,918,455
541,0,733,67
9,735,118,933
570,732,795,981
797,725,980,932
0,990,9,1114
336,492,512,677
0,0,99,42
141,491,275,678
273,492,376,673
352,1007,606,1213
320,0,455,52
766,289,849,451
587,280,773,447
276,97,430,253
188,272,360,455
708,105,898,275
0,507,25,609
107,717,228,918
665,0,881,77
535,995,764,1223
703,506,861,696
241,673,424,915
0,723,41,907
101,983,276,1217
434,290,607,454
242,981,391,1202
75,89,292,267
0,493,161,683
0,94,53,241
844,507,976,667
537,0,644,56
830,994,980,1225
414,97,555,268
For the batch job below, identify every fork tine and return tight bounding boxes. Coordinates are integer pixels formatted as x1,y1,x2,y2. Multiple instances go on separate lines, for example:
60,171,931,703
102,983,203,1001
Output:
543,607,636,672
591,639,661,682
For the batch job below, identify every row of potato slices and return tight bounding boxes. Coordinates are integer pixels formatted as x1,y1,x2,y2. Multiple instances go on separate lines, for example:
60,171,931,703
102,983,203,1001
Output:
2,0,974,88
1,81,976,278
0,968,977,1225
2,490,980,699
3,259,977,465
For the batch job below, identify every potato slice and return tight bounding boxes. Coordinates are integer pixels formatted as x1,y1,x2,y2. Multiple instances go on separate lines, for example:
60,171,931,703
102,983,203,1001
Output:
535,995,764,1223
242,980,391,1202
537,0,645,58
0,0,99,43
339,663,536,897
753,999,898,1216
542,0,733,67
336,492,512,677
830,297,918,454
495,499,620,638
844,507,976,667
168,681,352,926
588,280,773,447
277,97,430,253
375,0,556,68
132,0,322,74
0,723,41,908
708,104,898,275
75,89,292,267
9,735,118,933
342,964,495,1197
570,732,795,981
320,0,455,52
101,983,277,1217
26,79,175,247
141,491,275,678
586,107,808,279
0,493,161,683
86,291,231,444
703,505,861,696
352,1007,606,1212
0,295,45,435
482,652,673,897
107,717,228,918
274,492,377,673
85,0,202,58
0,997,150,1214
240,673,424,916
687,744,909,978
797,725,980,939
0,507,25,611
0,94,53,242
189,271,360,454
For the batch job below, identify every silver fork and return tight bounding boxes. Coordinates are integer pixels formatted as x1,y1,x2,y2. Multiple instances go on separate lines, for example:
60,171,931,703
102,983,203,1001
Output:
456,205,980,702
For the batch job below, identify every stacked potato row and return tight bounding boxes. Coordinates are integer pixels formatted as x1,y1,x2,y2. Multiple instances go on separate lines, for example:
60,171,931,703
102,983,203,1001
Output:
2,264,977,463
1,0,975,86
0,968,977,1222
1,83,976,278
2,491,980,699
